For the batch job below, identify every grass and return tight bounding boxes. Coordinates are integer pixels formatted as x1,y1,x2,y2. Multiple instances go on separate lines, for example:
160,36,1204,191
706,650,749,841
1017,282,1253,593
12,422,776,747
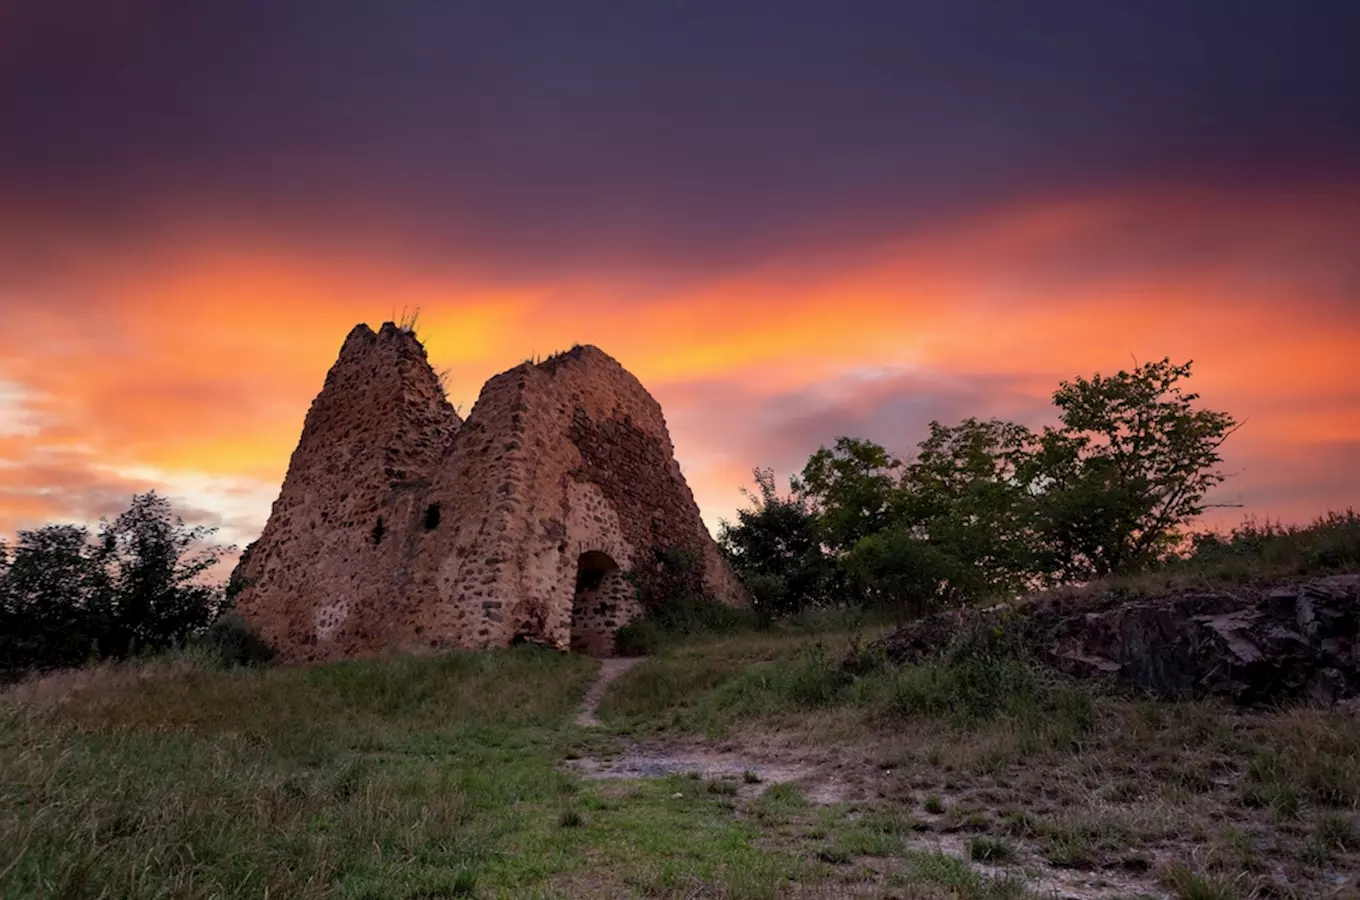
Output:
966,837,1014,863
1066,509,1360,600
593,618,1360,898
0,647,831,899
5,590,1358,899
1163,863,1252,900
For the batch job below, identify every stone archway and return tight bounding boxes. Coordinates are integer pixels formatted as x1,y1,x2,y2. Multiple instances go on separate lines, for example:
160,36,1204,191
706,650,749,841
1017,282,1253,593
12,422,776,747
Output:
570,550,631,656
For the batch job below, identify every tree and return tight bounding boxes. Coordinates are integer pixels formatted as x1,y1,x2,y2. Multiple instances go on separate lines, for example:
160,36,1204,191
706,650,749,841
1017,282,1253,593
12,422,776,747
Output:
792,437,901,554
722,358,1239,619
1030,358,1238,578
891,418,1044,599
97,492,229,657
844,528,972,618
718,468,835,617
0,525,112,677
0,492,233,680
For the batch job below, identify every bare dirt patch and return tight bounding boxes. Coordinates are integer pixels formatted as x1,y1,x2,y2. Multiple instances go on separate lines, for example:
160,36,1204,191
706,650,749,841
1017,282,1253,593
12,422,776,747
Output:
573,661,859,801
567,739,848,801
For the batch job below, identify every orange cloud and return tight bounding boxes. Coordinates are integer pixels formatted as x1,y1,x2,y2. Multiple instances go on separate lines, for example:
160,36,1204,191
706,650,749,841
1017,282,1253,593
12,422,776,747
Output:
1,181,1357,544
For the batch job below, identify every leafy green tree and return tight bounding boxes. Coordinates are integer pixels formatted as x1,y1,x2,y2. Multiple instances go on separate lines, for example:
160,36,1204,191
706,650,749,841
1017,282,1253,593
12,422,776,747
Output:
847,418,1045,612
843,528,971,617
716,359,1240,618
792,437,901,554
900,418,1041,593
1030,358,1238,578
718,468,835,616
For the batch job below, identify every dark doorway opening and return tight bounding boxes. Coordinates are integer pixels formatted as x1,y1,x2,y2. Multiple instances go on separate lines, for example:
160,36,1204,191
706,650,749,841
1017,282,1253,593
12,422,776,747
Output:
570,551,624,656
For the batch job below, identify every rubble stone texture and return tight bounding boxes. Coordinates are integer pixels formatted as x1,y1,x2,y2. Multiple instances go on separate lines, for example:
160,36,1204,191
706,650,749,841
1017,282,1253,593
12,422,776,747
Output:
870,574,1360,707
234,323,745,663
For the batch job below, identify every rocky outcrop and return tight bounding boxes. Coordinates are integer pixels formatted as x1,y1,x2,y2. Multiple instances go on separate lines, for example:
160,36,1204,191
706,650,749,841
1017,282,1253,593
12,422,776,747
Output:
234,325,744,664
869,575,1360,707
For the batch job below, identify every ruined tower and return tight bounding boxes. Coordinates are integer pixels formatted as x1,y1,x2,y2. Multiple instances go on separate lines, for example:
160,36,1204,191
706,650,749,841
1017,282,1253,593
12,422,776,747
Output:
233,323,744,663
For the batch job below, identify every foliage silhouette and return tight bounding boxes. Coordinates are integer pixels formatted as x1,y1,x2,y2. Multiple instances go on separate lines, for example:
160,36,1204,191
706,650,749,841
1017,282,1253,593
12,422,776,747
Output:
0,492,251,681
721,358,1241,618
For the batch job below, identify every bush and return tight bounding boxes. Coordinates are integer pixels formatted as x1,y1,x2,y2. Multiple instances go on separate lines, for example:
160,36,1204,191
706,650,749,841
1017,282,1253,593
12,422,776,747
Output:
613,616,664,656
1174,510,1360,583
614,596,758,655
785,642,853,707
718,468,838,618
615,546,761,654
876,617,1082,725
194,613,276,668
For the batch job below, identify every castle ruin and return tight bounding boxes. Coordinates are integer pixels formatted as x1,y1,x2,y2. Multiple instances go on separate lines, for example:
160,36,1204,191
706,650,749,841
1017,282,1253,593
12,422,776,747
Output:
233,322,745,663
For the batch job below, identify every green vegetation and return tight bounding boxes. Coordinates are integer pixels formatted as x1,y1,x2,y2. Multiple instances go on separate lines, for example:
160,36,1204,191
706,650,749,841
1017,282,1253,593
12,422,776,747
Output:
1149,509,1360,587
0,492,256,682
614,547,764,654
593,621,1360,897
3,648,810,899
3,356,1355,898
720,357,1244,618
5,592,1357,897
3,642,1069,899
613,596,759,657
966,837,1014,863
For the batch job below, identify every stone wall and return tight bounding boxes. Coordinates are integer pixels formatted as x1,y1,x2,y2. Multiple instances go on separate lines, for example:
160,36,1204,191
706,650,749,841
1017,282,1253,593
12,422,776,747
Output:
233,323,461,663
235,329,745,663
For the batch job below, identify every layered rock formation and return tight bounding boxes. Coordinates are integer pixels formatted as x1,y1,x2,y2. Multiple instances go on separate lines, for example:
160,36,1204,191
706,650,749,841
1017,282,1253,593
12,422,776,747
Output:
869,575,1360,707
234,323,744,663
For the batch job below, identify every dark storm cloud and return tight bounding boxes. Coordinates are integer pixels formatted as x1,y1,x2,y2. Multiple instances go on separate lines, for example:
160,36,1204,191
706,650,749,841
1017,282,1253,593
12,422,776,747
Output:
2,0,1358,276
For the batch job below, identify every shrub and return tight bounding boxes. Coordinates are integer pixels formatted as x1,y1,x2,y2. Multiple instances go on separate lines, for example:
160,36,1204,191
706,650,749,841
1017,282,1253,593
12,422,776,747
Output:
614,545,762,655
0,493,231,681
1177,510,1360,582
612,616,665,656
785,643,852,707
719,468,836,618
195,613,276,668
883,617,1050,723
613,594,759,655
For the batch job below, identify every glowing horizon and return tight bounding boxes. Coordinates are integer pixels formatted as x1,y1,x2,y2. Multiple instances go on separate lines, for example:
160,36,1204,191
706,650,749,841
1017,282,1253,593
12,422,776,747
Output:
2,181,1357,555
2,4,1357,556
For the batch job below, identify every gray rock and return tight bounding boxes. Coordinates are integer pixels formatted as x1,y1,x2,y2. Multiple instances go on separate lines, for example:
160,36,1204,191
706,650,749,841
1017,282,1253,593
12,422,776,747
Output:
869,575,1360,707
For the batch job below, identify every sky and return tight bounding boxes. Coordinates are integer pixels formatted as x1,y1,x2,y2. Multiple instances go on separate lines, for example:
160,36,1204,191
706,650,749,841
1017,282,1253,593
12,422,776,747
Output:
1,1,1358,554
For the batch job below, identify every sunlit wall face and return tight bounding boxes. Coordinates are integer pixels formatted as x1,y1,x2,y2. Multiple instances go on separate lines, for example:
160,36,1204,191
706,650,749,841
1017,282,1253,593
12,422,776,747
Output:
1,3,1357,549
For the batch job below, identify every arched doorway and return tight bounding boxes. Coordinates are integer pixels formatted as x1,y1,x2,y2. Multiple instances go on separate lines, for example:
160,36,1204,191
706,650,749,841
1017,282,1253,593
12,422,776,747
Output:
570,550,627,656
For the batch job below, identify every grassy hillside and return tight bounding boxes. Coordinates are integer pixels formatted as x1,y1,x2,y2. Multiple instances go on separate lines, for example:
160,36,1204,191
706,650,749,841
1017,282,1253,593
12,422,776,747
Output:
0,644,1020,900
4,618,1357,899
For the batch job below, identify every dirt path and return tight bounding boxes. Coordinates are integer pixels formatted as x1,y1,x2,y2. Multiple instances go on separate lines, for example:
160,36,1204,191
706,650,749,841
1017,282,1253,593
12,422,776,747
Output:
571,658,853,799
567,656,1169,899
574,656,646,726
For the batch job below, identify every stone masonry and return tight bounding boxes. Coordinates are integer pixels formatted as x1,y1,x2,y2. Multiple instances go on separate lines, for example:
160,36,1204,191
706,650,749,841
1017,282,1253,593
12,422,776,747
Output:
233,322,745,663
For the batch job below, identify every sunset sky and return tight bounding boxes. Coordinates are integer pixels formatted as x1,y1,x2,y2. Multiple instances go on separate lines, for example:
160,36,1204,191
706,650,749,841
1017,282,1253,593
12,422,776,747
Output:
2,2,1358,554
